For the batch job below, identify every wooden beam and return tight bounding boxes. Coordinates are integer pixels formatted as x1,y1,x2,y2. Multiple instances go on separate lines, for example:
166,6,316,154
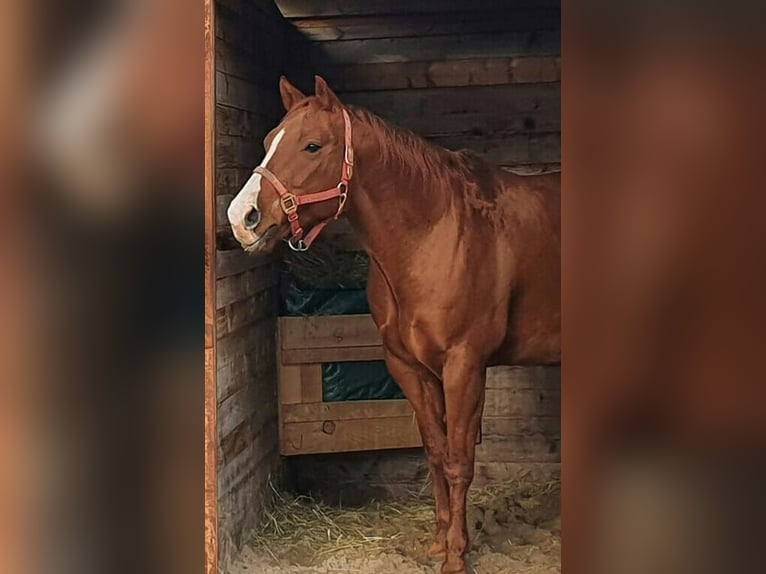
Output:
339,83,559,123
279,314,381,349
281,345,385,365
311,30,560,65
292,10,560,42
203,1,217,573
276,0,559,18
283,399,414,423
282,415,422,455
322,57,560,91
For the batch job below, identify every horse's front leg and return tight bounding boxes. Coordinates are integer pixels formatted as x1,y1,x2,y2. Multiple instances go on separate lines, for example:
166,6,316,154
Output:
383,350,450,560
441,347,486,574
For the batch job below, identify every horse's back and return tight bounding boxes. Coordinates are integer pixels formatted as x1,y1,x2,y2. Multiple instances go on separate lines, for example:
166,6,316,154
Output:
492,169,561,365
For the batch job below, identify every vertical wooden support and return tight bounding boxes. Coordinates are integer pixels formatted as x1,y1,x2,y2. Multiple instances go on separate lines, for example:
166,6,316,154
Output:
204,1,217,573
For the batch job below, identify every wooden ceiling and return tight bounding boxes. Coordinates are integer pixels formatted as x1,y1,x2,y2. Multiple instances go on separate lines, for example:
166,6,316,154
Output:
274,0,560,64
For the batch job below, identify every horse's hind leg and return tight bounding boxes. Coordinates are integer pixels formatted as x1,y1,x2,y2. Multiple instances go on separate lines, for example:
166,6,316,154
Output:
441,348,486,574
384,351,450,560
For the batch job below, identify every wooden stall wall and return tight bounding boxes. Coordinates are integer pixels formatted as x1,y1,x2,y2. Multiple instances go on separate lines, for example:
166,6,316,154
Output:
280,0,561,172
214,0,310,562
276,0,561,499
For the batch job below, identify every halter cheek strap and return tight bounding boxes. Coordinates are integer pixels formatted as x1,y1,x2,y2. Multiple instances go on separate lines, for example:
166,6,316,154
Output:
254,108,354,252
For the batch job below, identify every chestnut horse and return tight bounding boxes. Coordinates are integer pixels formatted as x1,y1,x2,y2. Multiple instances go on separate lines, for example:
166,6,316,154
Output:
228,76,560,574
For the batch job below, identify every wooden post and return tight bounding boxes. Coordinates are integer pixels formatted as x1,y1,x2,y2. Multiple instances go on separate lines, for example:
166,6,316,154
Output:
204,1,217,573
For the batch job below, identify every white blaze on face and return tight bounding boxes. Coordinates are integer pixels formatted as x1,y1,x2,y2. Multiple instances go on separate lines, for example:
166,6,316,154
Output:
227,128,286,239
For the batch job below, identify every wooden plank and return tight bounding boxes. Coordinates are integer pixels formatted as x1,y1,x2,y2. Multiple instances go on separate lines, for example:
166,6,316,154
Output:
486,365,561,390
283,399,414,423
311,31,560,65
340,83,560,126
483,386,560,418
292,10,560,41
217,336,276,403
389,111,560,140
282,415,422,455
429,132,561,165
217,318,276,365
279,314,381,349
281,345,385,364
279,364,303,404
300,364,323,403
476,416,560,462
215,265,275,309
204,1,217,571
216,288,274,339
323,57,560,91
215,248,275,279
216,104,274,139
215,133,266,170
276,0,560,18
215,71,285,118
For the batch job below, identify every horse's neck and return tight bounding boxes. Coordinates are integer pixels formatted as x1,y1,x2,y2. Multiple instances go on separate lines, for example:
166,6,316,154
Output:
343,113,450,269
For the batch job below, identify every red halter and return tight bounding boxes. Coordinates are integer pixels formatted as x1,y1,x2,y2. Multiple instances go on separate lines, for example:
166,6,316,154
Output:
254,108,354,251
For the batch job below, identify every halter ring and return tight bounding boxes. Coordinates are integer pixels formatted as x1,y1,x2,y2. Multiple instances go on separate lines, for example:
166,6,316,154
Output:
288,237,308,252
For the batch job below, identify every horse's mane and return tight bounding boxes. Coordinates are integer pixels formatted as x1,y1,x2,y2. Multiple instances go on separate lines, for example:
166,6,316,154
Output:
348,105,500,198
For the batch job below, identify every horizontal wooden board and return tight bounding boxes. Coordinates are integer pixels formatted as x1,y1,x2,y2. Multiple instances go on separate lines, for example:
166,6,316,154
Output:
217,338,276,403
483,386,559,418
216,266,275,309
281,345,385,364
293,10,559,41
216,104,274,140
486,365,561,390
282,415,422,455
216,288,275,339
216,133,268,170
215,71,285,118
215,248,275,279
477,416,560,462
323,57,560,91
217,317,276,365
431,132,560,165
283,399,414,423
311,30,560,65
276,0,560,18
279,314,381,349
341,83,559,126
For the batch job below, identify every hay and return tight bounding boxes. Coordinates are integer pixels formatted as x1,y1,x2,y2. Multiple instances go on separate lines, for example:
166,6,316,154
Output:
283,242,369,289
250,475,560,567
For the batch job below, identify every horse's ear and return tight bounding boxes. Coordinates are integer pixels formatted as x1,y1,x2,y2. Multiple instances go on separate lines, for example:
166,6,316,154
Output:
314,75,341,110
279,76,305,111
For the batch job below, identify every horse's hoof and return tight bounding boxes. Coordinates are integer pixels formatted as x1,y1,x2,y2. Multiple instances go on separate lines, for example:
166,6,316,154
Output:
427,541,447,561
440,555,467,574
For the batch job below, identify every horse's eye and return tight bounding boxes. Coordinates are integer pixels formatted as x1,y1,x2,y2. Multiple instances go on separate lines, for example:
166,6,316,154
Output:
304,143,321,153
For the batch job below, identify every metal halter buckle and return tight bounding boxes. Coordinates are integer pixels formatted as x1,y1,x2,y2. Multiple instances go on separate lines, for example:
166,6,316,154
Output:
287,236,308,252
280,194,298,214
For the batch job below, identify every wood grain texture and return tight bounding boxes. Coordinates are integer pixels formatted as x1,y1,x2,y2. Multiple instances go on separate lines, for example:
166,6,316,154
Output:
282,415,423,455
293,10,559,41
323,57,560,91
311,31,560,65
204,2,217,574
283,399,414,423
279,314,381,349
276,0,559,18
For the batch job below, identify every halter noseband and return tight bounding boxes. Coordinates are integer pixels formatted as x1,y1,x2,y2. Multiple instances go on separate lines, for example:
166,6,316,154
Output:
254,108,354,252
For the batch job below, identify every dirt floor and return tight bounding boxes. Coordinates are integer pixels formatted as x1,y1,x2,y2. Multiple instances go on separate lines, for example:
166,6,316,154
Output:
228,475,560,574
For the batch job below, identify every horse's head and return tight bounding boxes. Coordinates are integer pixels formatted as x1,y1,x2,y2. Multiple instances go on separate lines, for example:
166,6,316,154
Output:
227,75,350,253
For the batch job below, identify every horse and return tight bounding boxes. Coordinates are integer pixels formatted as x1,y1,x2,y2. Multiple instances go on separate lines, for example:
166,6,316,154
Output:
228,75,561,574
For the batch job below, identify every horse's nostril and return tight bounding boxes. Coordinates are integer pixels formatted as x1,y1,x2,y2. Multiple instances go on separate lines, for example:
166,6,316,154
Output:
244,207,260,230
